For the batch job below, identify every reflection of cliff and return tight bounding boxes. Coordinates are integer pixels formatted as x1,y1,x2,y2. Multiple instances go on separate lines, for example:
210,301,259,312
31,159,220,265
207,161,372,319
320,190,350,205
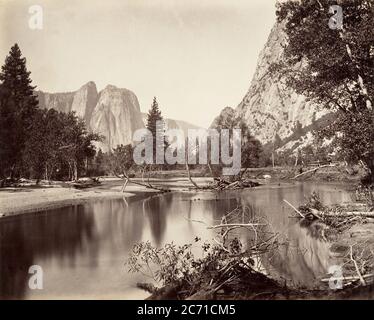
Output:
238,184,348,288
88,199,145,252
142,195,172,246
0,205,98,299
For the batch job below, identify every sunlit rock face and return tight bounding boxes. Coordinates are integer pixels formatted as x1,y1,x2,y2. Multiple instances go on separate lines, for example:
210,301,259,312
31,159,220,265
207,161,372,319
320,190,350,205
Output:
213,22,331,151
36,91,75,114
36,82,144,152
71,81,98,123
37,83,202,153
90,85,144,152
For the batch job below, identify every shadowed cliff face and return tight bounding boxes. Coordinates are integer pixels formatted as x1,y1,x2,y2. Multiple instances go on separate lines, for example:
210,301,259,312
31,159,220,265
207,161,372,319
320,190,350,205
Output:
36,82,144,152
213,22,332,151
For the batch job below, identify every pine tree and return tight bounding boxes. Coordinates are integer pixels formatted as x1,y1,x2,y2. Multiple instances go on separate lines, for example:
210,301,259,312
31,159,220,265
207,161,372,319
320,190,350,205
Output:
0,43,38,119
0,44,39,179
146,97,167,165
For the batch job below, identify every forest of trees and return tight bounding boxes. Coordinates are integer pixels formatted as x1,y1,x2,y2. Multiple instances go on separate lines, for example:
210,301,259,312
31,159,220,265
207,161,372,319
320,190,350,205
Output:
274,0,373,181
0,44,101,185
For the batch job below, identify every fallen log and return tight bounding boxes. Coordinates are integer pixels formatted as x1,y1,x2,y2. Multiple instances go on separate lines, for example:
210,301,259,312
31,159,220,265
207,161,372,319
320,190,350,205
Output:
311,208,374,218
224,181,240,189
321,273,374,283
214,177,230,185
207,223,266,229
291,164,336,179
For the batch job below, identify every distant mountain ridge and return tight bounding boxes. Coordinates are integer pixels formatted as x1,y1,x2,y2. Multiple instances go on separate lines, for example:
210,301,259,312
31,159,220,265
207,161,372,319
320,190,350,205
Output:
37,82,201,152
141,112,202,137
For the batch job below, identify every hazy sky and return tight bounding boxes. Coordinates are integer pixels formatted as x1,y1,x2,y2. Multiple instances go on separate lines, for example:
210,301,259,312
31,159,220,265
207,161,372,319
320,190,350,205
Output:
0,0,276,128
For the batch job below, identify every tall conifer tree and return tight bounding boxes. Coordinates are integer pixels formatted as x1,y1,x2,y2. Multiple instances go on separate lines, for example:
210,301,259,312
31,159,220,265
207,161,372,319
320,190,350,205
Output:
0,43,39,178
146,97,167,165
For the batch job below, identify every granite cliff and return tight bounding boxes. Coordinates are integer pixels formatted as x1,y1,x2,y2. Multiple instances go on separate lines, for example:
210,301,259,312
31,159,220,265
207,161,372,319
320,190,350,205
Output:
37,83,201,152
37,82,144,152
213,22,332,152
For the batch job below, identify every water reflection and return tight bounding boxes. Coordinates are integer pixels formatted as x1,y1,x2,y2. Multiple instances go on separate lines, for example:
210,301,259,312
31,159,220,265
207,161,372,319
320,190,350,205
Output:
0,206,97,299
238,183,351,288
0,182,351,299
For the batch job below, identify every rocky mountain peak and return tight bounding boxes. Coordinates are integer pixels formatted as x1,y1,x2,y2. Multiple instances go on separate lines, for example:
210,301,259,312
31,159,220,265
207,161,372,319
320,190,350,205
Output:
71,81,98,123
213,22,331,152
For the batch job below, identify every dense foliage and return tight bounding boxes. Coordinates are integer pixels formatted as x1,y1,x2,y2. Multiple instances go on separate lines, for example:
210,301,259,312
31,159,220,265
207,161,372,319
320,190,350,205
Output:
274,0,374,181
211,110,263,175
0,44,101,183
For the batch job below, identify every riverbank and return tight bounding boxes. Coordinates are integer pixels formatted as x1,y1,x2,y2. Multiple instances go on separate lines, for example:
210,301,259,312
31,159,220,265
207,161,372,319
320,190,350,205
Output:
0,177,217,218
0,179,158,217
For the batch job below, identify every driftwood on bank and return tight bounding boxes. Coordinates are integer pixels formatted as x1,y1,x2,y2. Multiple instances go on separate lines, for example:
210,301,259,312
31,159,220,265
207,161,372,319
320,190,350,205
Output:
71,177,101,189
210,177,260,191
309,208,374,218
291,164,337,179
116,172,170,193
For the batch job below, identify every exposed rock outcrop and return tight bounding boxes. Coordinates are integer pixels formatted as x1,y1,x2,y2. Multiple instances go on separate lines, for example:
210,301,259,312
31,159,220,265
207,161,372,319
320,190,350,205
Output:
213,22,332,151
71,81,98,123
91,85,144,152
37,82,144,152
37,83,201,153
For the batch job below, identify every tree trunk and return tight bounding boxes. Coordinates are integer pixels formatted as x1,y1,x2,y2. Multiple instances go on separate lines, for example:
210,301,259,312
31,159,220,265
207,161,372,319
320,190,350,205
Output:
9,164,16,180
73,161,78,181
185,162,199,188
207,162,214,177
365,161,374,185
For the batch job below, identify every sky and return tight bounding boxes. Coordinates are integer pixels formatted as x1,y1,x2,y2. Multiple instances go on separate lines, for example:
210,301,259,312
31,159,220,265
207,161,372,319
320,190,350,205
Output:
0,0,276,128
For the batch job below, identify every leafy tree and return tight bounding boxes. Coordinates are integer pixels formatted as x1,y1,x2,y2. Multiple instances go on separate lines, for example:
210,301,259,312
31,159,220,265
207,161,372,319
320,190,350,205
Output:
23,110,101,182
90,149,107,176
59,112,101,181
109,144,134,177
211,111,263,177
0,44,39,178
274,0,374,181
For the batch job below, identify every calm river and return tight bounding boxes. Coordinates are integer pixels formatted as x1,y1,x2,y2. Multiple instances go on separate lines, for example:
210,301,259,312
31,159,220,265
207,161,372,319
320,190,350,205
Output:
0,182,352,299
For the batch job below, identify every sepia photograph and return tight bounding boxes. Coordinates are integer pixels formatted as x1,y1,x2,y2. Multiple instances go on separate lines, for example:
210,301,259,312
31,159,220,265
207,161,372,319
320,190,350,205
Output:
0,0,373,306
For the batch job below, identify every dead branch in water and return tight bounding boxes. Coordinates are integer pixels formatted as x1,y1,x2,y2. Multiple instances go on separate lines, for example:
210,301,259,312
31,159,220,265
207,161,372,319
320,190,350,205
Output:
350,245,366,286
208,223,266,229
283,199,305,218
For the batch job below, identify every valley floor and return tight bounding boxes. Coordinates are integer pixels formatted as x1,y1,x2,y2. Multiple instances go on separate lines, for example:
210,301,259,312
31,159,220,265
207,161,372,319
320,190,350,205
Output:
0,176,214,217
0,179,157,217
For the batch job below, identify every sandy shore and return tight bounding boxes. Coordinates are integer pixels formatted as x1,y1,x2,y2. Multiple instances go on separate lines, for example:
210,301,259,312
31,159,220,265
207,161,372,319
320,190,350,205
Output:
0,177,214,218
0,179,161,217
